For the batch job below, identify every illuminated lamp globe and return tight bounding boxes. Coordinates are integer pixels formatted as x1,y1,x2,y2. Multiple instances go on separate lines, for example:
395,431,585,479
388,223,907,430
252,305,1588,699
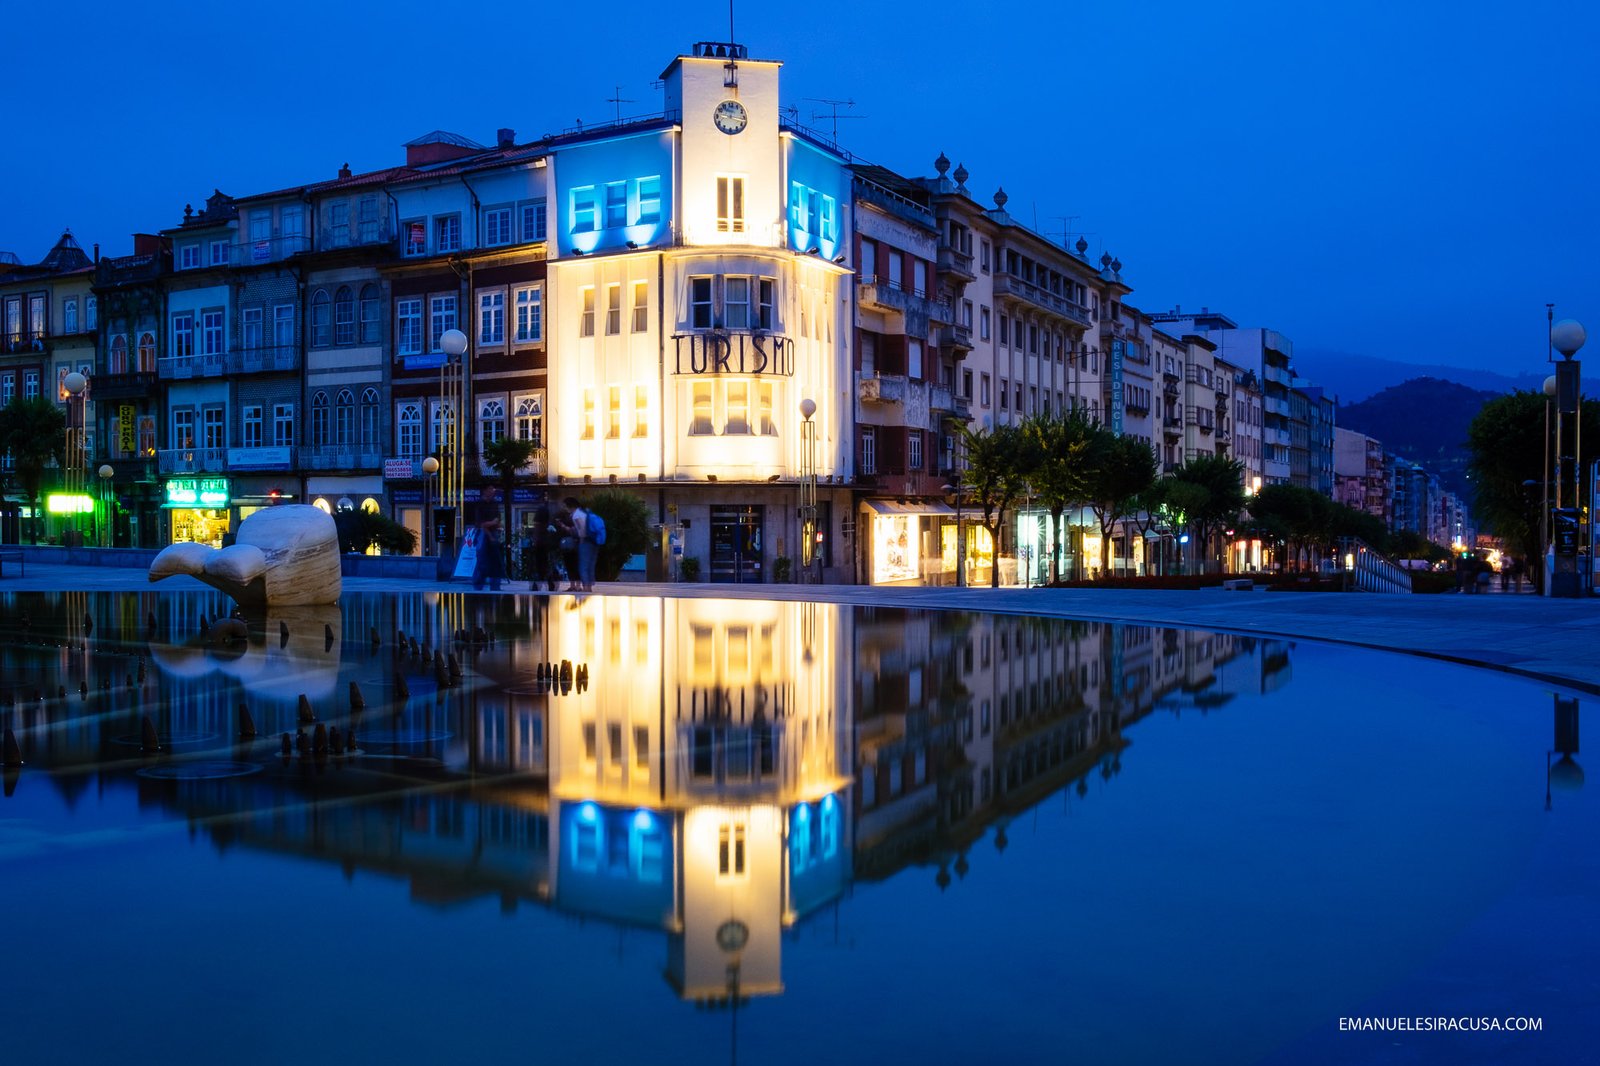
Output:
421,456,440,475
440,328,469,358
1544,375,1557,397
799,397,816,420
1551,319,1586,359
97,464,114,480
63,371,88,396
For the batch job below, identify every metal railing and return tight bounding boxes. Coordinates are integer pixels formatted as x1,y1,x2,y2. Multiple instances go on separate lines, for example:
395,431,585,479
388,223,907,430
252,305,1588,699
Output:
301,444,384,470
1348,540,1413,594
937,243,975,278
158,351,226,378
992,272,1092,326
158,448,227,474
226,345,300,374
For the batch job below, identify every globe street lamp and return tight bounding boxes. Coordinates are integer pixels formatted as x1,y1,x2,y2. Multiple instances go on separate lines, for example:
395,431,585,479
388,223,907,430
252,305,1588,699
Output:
63,371,88,546
439,327,468,562
1549,319,1585,597
798,398,818,583
422,454,440,558
97,464,114,547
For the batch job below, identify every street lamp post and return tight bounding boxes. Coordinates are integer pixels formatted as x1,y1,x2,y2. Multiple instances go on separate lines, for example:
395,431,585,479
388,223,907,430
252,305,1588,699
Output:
97,464,114,547
422,455,440,558
439,327,468,563
1549,319,1585,597
62,371,88,547
799,398,818,584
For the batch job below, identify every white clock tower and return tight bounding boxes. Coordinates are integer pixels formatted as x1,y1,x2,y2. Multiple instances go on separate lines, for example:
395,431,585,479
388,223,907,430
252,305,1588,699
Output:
662,43,783,248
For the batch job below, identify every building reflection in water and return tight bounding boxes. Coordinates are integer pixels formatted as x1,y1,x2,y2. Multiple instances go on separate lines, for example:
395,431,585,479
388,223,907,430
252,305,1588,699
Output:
2,591,1297,1006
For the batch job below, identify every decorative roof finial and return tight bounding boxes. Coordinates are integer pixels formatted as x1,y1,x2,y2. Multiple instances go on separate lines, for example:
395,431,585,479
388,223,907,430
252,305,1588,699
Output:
952,163,969,188
1076,236,1089,255
1100,251,1112,268
993,187,1008,210
934,152,950,176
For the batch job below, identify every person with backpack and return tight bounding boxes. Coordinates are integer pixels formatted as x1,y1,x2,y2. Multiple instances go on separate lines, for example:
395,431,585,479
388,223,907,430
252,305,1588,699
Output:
563,496,604,592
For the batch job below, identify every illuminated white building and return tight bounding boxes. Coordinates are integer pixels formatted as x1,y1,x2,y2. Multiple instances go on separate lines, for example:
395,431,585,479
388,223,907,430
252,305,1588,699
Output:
545,43,855,582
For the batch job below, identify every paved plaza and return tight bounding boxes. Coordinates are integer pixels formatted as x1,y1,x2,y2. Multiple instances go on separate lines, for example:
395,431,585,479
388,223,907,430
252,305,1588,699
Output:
5,561,1597,696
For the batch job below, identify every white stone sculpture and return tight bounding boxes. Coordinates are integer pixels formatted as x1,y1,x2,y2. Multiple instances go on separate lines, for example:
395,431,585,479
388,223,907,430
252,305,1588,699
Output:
149,504,342,607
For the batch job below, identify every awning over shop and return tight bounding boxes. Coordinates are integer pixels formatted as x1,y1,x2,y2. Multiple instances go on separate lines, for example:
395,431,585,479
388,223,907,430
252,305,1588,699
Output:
859,500,955,517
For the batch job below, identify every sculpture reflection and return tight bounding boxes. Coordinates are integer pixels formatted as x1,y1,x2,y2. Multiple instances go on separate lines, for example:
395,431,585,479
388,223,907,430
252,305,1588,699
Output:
2,591,1300,1008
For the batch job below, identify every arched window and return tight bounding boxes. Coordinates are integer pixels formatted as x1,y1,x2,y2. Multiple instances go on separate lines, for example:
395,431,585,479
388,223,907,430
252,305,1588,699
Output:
311,390,330,446
334,286,354,345
109,335,127,374
479,398,506,453
335,388,355,445
514,396,542,447
138,332,156,372
397,402,422,457
358,284,380,344
360,387,379,445
311,290,331,347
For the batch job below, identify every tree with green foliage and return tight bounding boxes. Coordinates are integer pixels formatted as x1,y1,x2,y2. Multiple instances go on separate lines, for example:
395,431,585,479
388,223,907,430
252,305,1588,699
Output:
959,422,1038,587
334,508,419,555
0,397,66,545
1083,429,1156,579
585,489,653,581
1468,390,1600,591
1162,479,1212,575
1021,412,1094,583
481,436,542,543
1129,476,1171,576
1169,455,1246,572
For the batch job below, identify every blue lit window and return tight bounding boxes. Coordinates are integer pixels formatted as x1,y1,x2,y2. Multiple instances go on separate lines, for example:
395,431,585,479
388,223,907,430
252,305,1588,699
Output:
636,176,661,225
604,183,628,229
572,817,601,872
790,182,809,230
820,196,836,241
571,187,597,233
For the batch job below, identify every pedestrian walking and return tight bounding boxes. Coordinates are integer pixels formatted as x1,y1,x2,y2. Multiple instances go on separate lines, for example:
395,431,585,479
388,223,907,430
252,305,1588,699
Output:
563,496,601,592
526,504,560,592
471,486,505,592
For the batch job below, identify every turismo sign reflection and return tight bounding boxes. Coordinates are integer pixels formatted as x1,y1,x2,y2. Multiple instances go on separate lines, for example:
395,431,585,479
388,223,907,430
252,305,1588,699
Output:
4,592,1304,1006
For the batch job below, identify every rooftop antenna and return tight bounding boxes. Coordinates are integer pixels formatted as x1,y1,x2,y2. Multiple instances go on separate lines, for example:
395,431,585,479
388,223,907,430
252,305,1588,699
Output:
729,0,735,41
605,86,635,124
1050,214,1081,246
806,98,864,141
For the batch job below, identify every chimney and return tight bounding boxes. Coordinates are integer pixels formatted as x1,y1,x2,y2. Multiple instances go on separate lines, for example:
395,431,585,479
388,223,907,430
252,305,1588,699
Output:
338,162,353,179
497,127,516,149
93,243,100,264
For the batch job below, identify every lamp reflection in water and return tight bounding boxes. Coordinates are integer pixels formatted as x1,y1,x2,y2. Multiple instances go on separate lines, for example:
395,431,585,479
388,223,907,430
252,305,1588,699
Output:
1547,694,1583,810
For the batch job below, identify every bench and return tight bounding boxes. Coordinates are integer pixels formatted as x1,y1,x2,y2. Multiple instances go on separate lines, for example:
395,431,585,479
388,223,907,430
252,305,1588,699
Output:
1221,578,1253,591
0,549,22,578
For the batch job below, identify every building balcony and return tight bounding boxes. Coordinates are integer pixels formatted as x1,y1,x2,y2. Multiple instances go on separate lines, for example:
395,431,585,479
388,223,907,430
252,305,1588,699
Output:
302,444,384,471
159,448,228,475
95,252,165,287
939,323,973,352
314,221,398,255
225,345,300,375
1215,429,1233,445
233,235,312,266
937,243,975,282
89,371,158,400
1125,398,1151,415
992,272,1092,326
1264,395,1291,419
1262,363,1292,388
1163,380,1180,398
226,445,296,470
158,352,226,379
853,179,935,229
858,279,941,325
2,332,48,355
859,373,907,405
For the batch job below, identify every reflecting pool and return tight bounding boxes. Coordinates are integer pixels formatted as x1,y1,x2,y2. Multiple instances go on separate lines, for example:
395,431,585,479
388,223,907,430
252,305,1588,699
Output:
0,591,1593,1065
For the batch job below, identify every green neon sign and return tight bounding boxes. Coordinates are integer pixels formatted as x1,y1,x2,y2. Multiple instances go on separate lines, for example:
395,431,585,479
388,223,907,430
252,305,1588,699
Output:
47,493,95,514
165,478,230,509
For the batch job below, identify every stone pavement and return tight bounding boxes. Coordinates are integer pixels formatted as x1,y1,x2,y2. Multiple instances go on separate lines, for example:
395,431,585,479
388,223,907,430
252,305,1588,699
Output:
4,562,1598,694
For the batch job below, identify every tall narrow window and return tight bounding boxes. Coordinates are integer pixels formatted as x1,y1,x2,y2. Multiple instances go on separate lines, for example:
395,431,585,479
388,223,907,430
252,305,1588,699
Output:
329,201,350,247
579,288,595,337
359,285,380,344
397,402,422,456
758,279,774,330
484,207,512,246
109,335,127,374
521,201,547,242
724,277,750,328
690,277,713,328
758,383,776,435
311,290,331,347
138,332,156,372
360,388,379,445
479,290,505,345
716,176,745,233
514,285,542,343
725,381,749,434
604,284,621,335
334,389,355,445
334,286,355,345
636,176,661,224
242,405,263,448
272,404,294,447
480,398,506,449
633,385,648,437
429,295,457,352
571,187,597,233
242,308,263,351
171,313,195,359
718,823,747,877
433,214,461,252
689,382,713,435
606,385,621,439
397,299,422,356
63,298,78,335
515,396,542,446
311,392,329,446
357,196,379,242
604,183,627,228
581,388,595,439
631,281,648,332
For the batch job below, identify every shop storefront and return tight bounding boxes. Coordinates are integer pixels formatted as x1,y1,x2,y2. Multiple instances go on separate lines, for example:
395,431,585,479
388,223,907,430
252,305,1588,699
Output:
862,501,955,586
165,477,231,547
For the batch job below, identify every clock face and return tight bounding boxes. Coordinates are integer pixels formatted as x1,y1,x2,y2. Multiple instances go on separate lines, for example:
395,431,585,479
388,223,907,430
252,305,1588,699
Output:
713,99,748,135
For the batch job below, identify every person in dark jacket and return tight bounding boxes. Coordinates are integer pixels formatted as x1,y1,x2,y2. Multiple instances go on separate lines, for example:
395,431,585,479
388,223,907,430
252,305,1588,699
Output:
471,486,505,592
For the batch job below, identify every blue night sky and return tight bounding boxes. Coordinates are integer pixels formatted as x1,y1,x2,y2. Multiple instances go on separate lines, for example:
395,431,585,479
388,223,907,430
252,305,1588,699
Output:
8,0,1597,375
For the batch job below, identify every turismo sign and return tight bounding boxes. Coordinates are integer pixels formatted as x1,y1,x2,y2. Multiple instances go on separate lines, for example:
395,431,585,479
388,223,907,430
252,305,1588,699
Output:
165,478,230,509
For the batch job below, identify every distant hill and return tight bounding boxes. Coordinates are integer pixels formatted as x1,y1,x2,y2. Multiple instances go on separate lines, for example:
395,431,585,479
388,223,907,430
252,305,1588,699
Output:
1294,347,1542,403
1336,378,1501,500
